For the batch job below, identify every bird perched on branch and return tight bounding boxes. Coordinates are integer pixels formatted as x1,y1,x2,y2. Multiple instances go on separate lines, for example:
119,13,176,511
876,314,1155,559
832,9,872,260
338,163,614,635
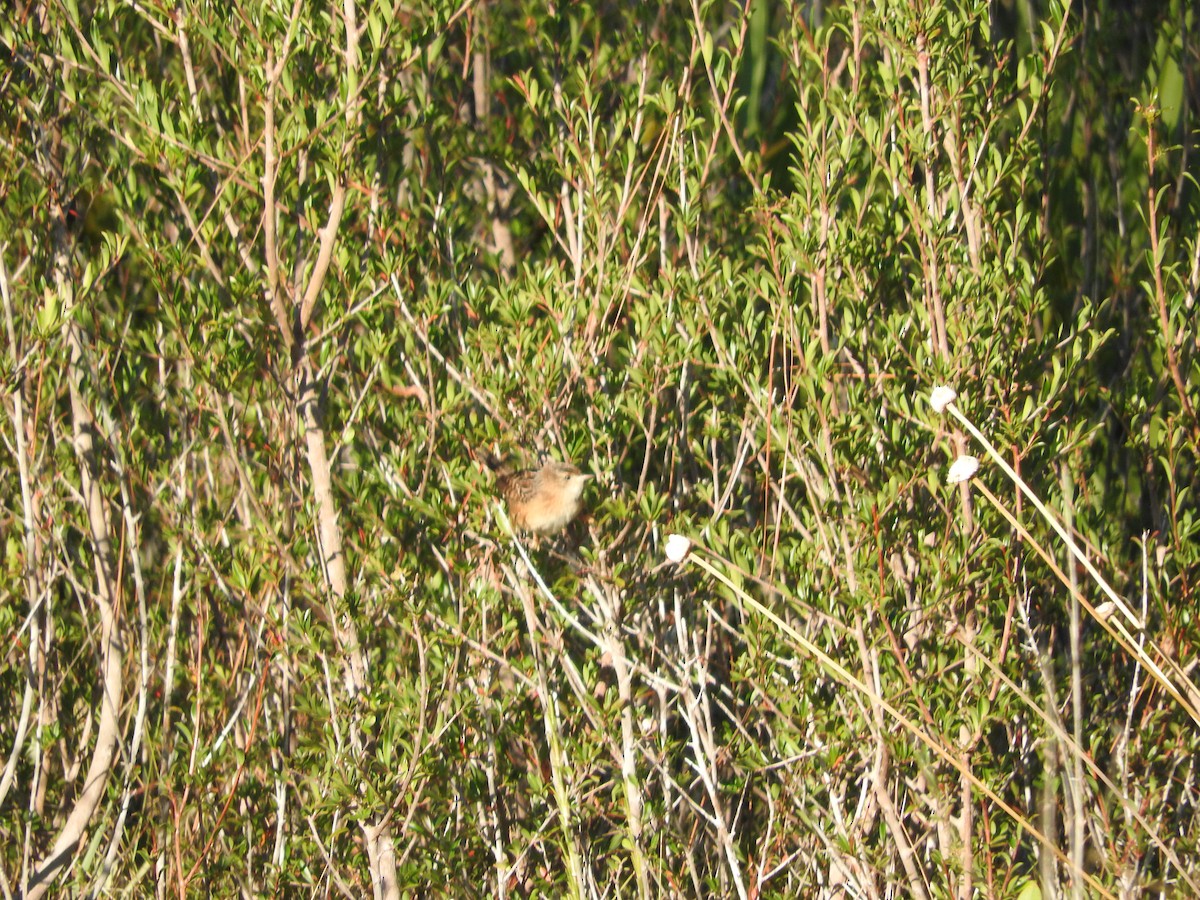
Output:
487,453,592,534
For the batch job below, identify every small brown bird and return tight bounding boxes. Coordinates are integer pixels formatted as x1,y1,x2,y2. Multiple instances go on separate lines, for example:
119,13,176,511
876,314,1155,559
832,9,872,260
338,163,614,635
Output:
487,454,592,534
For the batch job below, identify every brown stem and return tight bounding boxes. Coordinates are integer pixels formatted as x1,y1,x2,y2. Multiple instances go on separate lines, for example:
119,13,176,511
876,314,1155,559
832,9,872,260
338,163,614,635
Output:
1146,122,1198,432
27,276,124,899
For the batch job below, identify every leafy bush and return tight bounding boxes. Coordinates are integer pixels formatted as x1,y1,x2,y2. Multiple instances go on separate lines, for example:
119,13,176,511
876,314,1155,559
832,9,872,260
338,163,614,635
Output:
1,0,1198,896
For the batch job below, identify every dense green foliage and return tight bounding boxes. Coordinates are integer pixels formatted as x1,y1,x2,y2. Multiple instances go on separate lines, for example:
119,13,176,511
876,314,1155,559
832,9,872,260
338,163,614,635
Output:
2,0,1198,895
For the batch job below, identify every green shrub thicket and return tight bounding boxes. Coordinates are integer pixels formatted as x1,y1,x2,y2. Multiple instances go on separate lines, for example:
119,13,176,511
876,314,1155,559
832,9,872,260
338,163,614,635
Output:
1,0,1198,895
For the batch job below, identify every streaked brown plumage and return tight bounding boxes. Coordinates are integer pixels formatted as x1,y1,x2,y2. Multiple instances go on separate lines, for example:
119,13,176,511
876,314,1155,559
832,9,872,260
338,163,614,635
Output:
487,454,592,534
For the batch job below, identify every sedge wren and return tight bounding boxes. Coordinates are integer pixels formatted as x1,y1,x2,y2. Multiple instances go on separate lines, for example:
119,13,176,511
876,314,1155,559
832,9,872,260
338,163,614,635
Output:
487,454,592,534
